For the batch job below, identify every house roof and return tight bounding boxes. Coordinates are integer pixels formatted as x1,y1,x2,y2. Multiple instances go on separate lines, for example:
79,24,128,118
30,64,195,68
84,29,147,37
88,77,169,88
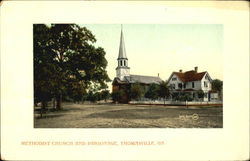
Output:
172,70,207,82
113,75,162,85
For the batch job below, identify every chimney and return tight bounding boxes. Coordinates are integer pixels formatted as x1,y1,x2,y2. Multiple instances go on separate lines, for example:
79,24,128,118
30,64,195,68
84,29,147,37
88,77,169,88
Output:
194,66,198,72
179,69,182,73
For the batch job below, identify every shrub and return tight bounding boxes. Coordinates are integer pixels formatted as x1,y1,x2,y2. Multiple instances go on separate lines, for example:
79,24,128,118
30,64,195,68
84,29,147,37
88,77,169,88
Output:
111,90,125,103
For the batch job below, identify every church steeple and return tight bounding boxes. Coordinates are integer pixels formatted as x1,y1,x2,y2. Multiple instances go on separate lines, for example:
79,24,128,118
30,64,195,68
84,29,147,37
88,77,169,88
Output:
118,25,127,59
116,25,130,80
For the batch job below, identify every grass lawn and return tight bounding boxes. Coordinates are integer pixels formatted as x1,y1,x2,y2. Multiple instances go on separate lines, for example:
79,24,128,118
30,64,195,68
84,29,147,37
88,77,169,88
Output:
34,103,222,128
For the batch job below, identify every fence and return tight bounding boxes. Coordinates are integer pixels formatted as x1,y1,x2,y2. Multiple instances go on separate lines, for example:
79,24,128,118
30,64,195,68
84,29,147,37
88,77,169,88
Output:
129,100,222,106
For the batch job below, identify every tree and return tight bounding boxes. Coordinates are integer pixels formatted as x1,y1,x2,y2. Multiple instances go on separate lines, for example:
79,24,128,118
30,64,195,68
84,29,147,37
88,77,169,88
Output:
197,90,204,101
158,81,170,105
65,79,86,103
111,90,125,103
34,24,57,109
129,83,145,101
145,83,160,100
100,90,110,102
178,92,193,101
171,92,179,101
212,79,223,91
212,79,223,100
34,24,110,110
86,91,99,103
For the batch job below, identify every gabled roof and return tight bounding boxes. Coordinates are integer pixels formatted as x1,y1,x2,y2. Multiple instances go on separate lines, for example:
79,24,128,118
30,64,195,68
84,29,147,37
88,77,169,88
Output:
112,77,128,85
170,70,207,83
113,75,162,85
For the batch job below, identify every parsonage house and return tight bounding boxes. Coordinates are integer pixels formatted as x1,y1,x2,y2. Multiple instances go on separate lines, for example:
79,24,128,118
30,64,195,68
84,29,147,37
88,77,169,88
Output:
167,67,217,101
112,28,162,103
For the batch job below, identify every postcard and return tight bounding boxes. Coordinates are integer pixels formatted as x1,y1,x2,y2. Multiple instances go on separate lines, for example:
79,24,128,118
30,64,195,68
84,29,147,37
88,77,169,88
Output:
1,1,249,160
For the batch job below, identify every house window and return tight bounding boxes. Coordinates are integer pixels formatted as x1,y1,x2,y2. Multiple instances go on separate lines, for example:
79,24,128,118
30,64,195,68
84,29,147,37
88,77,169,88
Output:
184,83,186,89
172,84,175,89
172,77,177,81
178,83,182,89
205,75,209,80
192,82,195,88
204,82,208,87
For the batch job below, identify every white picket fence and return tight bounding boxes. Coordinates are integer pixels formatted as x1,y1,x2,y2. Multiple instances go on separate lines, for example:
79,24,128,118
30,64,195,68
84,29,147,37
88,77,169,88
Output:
129,100,222,105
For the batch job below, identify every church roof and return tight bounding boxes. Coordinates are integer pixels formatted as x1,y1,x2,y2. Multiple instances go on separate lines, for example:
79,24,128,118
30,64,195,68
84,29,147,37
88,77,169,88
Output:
112,75,162,85
118,29,127,59
124,75,162,84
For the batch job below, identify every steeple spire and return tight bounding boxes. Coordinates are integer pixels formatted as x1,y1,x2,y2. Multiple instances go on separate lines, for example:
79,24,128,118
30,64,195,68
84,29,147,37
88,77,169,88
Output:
118,25,127,59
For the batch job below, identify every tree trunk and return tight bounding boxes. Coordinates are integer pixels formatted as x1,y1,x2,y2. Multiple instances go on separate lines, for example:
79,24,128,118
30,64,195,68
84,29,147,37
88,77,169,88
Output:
52,97,56,109
56,94,62,110
41,101,47,109
40,101,47,118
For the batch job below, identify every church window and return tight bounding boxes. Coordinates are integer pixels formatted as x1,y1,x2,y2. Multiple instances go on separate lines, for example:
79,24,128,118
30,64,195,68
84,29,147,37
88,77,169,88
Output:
120,60,123,66
124,60,126,66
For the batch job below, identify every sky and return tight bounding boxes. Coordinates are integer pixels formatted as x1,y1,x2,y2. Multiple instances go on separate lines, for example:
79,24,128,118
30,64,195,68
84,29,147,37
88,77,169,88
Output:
81,24,223,90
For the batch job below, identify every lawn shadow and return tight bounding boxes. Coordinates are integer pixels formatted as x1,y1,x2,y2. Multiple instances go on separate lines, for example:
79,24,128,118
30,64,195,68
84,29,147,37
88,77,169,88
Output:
35,114,65,119
85,107,223,120
85,108,180,119
56,107,83,112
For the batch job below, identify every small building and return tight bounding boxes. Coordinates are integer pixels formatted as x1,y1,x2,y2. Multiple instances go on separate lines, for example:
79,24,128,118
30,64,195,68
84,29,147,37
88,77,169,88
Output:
112,27,162,103
167,67,213,101
210,90,219,101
